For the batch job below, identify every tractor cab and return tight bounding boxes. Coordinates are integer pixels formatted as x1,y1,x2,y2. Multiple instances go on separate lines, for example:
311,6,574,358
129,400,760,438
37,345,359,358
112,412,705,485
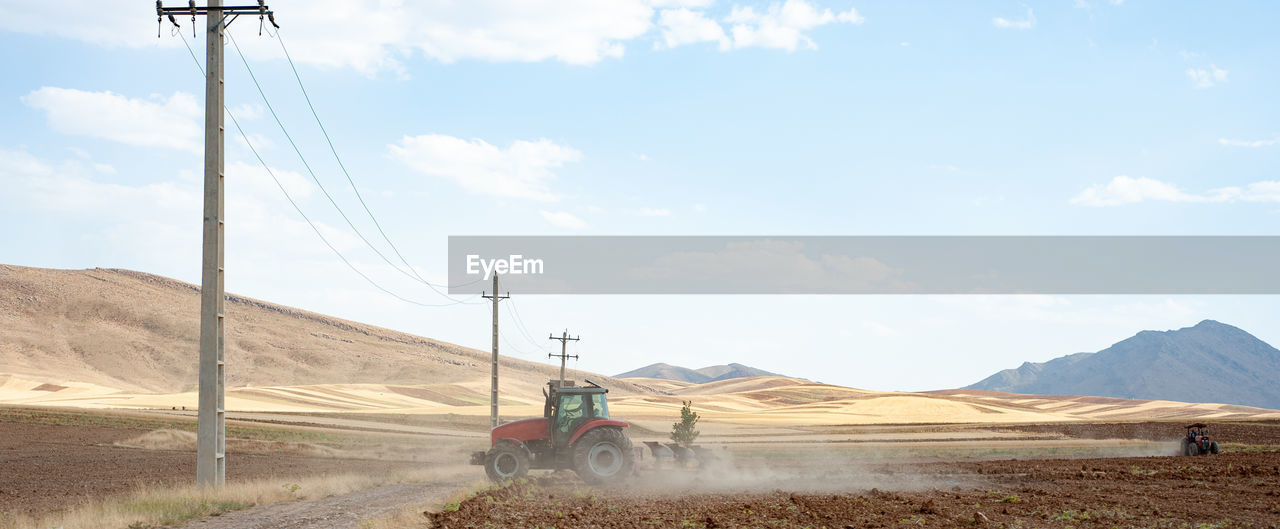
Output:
545,380,611,447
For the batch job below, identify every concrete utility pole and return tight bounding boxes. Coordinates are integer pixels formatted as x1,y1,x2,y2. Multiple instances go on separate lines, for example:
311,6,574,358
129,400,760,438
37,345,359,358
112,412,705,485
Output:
196,0,226,489
548,330,580,386
156,0,278,488
482,276,508,428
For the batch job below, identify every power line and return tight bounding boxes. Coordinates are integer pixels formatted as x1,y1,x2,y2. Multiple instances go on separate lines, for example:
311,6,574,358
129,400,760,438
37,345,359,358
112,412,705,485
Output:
273,30,485,294
499,329,536,357
178,32,462,308
506,299,548,352
225,29,479,305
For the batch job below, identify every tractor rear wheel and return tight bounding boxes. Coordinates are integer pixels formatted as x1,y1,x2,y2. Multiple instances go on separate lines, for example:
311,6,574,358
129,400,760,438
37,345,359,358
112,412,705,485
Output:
1210,441,1220,454
484,442,530,482
1183,440,1198,456
572,427,634,485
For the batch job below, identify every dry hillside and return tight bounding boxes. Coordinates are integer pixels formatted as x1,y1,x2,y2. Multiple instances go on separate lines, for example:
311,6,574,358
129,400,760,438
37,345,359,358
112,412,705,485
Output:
0,265,652,396
4,264,1277,425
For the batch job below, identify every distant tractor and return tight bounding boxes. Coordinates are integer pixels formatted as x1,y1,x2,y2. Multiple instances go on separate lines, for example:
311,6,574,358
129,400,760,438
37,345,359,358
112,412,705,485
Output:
1182,423,1220,456
470,379,635,484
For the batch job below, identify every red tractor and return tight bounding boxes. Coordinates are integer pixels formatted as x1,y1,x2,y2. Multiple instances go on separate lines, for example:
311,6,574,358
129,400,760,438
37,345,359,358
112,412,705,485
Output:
470,379,635,484
1182,423,1220,456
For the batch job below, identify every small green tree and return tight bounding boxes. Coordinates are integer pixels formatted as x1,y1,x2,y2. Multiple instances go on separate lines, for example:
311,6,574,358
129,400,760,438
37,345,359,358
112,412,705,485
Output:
670,400,701,447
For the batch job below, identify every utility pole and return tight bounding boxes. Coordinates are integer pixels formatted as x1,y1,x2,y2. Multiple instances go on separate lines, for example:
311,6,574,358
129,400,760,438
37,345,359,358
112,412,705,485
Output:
156,0,278,488
548,330,580,386
482,275,508,428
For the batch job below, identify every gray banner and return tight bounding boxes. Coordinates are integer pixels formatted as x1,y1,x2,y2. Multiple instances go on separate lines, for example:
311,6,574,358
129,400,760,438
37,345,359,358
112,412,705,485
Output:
447,236,1280,294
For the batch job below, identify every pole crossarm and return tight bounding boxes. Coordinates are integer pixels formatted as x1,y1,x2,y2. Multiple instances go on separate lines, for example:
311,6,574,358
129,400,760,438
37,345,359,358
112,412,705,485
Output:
158,1,278,17
157,1,278,35
548,330,580,385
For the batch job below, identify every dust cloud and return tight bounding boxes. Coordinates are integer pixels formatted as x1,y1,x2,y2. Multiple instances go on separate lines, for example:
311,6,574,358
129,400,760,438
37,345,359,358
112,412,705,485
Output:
618,436,1189,494
623,447,969,493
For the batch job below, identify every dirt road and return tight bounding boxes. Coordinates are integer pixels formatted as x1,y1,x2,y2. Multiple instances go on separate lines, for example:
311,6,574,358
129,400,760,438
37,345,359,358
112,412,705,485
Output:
175,478,468,529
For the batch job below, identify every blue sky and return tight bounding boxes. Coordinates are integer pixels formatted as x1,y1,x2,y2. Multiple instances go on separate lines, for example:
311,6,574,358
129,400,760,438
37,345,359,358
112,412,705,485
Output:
1,1,1278,391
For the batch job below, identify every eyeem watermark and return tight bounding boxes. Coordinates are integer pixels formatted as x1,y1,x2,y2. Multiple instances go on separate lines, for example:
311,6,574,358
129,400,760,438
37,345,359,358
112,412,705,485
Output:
466,254,544,280
449,236,1280,294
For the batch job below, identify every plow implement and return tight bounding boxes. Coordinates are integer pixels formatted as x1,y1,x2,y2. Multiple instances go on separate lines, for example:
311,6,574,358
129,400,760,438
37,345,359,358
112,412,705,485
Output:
635,441,724,472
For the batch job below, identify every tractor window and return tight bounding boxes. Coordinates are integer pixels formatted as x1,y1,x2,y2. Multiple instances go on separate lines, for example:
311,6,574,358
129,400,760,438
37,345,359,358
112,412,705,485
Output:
591,394,609,418
556,394,585,433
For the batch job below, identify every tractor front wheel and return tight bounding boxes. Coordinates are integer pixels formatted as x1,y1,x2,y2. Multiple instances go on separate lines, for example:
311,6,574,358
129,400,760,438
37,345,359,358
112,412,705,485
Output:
572,427,635,485
484,442,530,482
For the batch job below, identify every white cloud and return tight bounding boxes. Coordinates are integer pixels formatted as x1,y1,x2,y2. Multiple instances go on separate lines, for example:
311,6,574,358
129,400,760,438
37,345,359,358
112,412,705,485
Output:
638,207,672,216
539,210,586,229
694,203,708,213
228,160,315,202
22,87,202,153
0,146,369,285
0,148,196,217
1071,175,1280,206
835,8,865,23
1219,137,1278,148
0,0,858,73
725,0,864,52
1210,181,1280,204
993,8,1036,30
0,2,170,50
1187,65,1228,89
1070,176,1206,206
230,103,265,120
861,321,900,338
656,8,729,50
389,134,582,202
1,1,661,71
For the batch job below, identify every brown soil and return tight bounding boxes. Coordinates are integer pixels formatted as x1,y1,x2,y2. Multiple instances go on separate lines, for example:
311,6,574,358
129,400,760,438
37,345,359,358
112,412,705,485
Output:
0,421,416,517
995,419,1280,446
434,452,1280,528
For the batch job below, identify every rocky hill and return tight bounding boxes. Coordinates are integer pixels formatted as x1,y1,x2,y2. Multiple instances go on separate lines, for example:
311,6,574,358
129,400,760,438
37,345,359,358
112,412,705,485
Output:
967,320,1280,409
616,362,782,383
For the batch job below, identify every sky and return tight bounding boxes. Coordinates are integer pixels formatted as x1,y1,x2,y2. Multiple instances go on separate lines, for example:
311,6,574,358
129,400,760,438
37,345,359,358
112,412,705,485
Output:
1,1,1278,392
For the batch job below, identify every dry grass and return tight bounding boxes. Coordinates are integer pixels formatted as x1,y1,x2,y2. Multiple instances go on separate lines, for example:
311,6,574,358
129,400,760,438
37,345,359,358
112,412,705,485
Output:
0,468,450,529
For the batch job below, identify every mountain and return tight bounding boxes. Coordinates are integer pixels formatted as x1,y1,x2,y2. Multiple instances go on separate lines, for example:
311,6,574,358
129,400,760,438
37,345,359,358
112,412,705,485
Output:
614,363,712,383
695,363,781,380
0,265,653,396
967,320,1280,409
616,362,782,383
